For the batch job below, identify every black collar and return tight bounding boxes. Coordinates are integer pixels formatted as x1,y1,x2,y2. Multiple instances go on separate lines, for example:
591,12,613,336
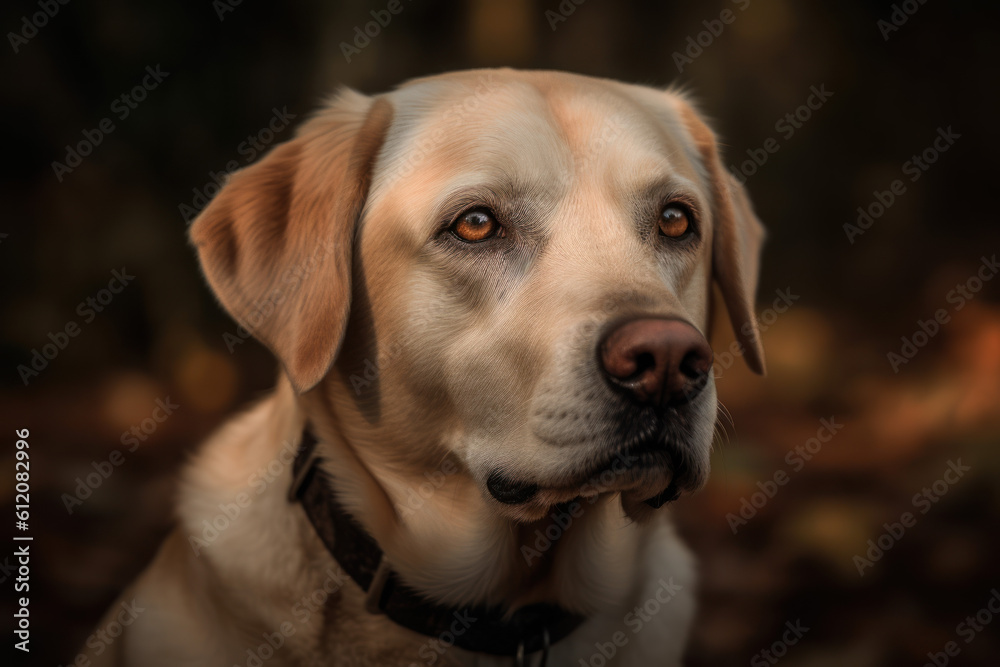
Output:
289,428,585,661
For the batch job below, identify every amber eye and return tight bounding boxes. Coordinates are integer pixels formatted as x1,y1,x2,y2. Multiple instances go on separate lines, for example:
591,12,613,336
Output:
658,205,692,239
452,209,501,242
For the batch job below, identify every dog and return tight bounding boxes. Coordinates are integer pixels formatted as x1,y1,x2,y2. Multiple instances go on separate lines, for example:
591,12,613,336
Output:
88,68,765,666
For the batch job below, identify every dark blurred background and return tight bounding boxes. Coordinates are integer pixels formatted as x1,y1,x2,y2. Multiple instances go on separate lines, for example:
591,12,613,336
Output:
2,0,999,665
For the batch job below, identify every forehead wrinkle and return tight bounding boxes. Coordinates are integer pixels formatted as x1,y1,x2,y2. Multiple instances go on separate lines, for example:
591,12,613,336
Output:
624,87,708,182
593,84,706,180
616,111,703,185
414,79,567,164
371,76,567,190
540,88,633,184
536,82,708,215
380,83,571,225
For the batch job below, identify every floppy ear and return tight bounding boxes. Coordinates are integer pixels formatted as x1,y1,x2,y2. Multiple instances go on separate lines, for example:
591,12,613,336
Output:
189,90,393,392
678,102,767,375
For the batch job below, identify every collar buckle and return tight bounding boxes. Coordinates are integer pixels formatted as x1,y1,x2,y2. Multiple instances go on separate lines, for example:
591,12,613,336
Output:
514,626,550,667
363,554,393,615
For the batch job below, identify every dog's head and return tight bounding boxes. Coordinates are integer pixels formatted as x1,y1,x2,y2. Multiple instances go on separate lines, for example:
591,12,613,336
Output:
190,70,764,523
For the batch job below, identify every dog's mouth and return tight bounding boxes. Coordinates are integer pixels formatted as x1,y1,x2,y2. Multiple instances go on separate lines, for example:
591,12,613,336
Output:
485,407,706,513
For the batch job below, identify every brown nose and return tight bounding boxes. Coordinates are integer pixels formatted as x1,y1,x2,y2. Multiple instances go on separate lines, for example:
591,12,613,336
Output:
599,318,713,407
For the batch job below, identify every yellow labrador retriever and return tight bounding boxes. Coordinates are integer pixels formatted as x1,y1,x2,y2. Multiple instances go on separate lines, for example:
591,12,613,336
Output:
90,69,764,666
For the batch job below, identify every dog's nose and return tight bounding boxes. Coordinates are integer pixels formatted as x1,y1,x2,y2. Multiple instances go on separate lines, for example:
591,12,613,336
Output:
599,318,713,407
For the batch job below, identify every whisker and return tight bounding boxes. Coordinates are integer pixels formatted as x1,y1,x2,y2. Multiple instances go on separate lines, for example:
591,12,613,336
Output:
712,401,738,488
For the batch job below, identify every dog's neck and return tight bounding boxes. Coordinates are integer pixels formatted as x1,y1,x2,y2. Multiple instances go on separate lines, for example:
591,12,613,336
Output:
287,377,649,615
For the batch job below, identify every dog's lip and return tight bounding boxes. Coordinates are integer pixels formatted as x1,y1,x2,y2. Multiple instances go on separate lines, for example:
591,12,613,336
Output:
568,436,690,497
486,470,540,505
488,429,698,508
572,421,696,485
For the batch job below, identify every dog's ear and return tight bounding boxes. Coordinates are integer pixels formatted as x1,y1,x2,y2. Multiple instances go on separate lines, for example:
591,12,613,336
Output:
678,101,767,375
190,90,393,392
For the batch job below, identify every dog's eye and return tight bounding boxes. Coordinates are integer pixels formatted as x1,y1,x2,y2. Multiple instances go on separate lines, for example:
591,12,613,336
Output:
658,205,692,239
452,209,502,243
